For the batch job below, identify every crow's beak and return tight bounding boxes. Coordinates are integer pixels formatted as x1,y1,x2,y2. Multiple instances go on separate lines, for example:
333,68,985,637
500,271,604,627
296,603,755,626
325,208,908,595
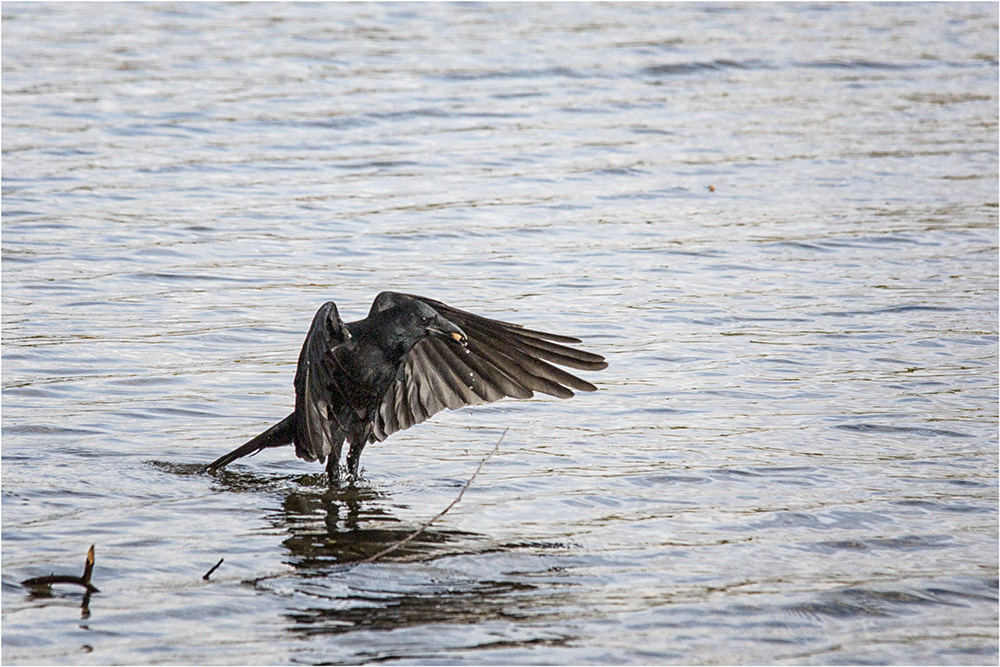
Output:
431,320,467,346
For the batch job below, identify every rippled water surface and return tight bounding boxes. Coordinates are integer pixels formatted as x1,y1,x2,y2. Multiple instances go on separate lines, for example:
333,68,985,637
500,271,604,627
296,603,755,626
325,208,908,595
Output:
3,3,998,664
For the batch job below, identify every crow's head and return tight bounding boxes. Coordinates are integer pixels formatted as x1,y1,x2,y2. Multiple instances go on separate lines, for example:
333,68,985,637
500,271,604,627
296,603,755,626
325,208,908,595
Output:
393,300,467,353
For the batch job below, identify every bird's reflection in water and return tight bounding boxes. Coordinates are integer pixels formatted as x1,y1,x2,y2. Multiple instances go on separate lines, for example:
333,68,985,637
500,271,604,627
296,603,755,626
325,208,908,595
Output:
273,481,474,567
259,477,569,648
179,459,476,564
199,464,571,649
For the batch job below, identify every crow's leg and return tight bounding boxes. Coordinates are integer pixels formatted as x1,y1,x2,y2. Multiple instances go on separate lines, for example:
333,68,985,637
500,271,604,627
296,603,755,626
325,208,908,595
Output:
346,441,367,479
325,454,341,486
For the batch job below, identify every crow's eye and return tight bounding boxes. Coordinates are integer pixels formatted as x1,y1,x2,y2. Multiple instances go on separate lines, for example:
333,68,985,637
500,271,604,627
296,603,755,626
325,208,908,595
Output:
420,316,431,325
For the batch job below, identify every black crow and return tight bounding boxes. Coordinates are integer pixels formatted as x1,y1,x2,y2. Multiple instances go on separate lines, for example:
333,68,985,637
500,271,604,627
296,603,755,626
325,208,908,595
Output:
206,292,607,481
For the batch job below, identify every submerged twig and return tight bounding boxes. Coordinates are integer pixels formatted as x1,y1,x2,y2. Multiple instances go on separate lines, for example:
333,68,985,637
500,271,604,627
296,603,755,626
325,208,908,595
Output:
357,428,508,565
202,558,225,580
22,544,99,594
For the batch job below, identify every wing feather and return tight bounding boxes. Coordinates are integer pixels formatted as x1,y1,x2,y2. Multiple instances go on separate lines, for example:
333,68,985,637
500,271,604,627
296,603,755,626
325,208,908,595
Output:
402,293,607,371
293,302,349,463
369,293,606,442
448,340,534,400
420,338,488,404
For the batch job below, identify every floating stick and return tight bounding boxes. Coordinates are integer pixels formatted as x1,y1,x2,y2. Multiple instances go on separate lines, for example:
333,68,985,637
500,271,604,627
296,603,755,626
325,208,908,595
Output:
203,558,225,580
22,544,99,594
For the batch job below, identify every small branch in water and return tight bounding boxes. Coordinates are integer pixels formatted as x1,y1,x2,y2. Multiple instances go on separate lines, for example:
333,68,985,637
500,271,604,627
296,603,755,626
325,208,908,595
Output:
203,558,225,580
357,428,508,565
22,545,100,594
82,544,95,585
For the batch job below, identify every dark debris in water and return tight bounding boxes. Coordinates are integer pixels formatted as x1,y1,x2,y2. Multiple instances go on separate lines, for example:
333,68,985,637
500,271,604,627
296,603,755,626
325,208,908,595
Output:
22,544,99,595
202,558,225,580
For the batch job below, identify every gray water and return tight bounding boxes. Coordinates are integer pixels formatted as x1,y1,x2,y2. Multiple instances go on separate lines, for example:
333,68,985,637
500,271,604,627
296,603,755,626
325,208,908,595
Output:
2,2,997,664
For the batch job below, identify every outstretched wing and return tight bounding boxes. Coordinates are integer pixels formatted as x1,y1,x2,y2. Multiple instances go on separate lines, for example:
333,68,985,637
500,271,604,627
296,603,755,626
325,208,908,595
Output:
368,292,607,442
294,302,349,463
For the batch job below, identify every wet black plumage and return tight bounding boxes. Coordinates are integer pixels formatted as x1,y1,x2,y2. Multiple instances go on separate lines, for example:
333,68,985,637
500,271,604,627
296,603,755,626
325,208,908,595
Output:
206,292,607,480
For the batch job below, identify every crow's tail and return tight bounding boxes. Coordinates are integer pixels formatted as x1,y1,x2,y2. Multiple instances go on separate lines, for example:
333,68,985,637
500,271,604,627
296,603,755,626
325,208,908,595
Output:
206,413,296,472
